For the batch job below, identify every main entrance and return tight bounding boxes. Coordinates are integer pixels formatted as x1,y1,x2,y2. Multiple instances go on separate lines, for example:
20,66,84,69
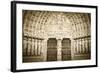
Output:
47,38,57,61
62,38,71,61
47,38,71,61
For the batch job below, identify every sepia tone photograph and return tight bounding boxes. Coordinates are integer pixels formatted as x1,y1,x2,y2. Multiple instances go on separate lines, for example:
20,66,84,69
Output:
22,10,91,63
11,1,98,72
11,1,97,72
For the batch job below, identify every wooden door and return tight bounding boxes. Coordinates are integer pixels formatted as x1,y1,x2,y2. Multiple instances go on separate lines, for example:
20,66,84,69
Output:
62,38,71,61
47,38,57,61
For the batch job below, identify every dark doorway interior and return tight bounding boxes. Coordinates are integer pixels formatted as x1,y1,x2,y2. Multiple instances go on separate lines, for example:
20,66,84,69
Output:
62,38,71,61
47,38,57,61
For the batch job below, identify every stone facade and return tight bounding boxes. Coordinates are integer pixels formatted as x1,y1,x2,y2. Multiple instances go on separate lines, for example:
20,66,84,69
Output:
22,10,91,62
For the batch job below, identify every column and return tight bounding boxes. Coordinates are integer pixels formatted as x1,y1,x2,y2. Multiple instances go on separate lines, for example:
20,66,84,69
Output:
86,38,88,53
40,40,42,55
74,40,77,54
30,38,32,56
34,39,37,55
32,39,34,55
27,38,31,56
23,37,27,56
82,38,85,53
88,37,91,58
38,40,42,56
88,38,91,52
57,39,62,61
71,39,75,60
77,39,80,54
37,39,41,55
85,38,88,53
26,38,28,56
38,40,41,55
82,39,83,53
79,39,82,53
33,39,35,55
40,40,43,60
37,39,39,55
76,39,79,54
87,37,91,53
42,39,48,61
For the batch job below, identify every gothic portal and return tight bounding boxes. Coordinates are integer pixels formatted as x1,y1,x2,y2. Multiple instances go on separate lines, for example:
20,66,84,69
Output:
22,10,91,63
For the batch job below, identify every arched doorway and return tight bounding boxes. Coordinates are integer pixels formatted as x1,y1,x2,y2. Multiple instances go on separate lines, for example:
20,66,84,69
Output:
62,38,71,61
47,38,57,61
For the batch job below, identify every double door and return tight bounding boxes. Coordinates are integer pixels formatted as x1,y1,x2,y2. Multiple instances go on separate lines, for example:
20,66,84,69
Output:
47,38,71,61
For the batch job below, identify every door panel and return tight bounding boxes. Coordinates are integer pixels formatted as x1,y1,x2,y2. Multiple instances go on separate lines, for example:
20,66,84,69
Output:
47,38,57,61
62,38,71,61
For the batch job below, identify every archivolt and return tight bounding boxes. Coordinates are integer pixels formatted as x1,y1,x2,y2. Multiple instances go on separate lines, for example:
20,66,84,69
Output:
23,10,91,39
